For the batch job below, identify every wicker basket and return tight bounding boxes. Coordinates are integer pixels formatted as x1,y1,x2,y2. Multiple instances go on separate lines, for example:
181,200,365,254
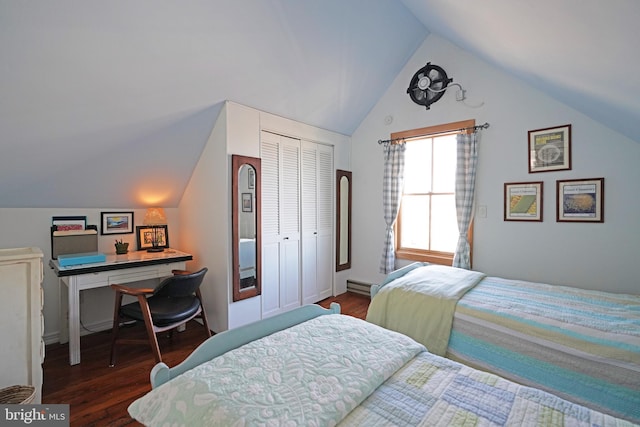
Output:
0,385,36,404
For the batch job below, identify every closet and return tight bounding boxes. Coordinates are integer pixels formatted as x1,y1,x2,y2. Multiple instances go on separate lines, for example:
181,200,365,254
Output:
260,131,334,317
261,131,303,317
301,141,334,304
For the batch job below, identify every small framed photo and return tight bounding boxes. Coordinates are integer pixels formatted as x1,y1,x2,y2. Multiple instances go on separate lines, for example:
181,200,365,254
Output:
100,212,134,235
242,193,253,212
52,216,86,231
528,124,571,173
504,182,543,222
556,178,604,223
136,225,169,250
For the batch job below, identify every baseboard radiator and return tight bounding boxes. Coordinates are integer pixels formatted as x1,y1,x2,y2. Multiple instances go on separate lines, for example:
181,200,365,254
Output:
346,279,374,297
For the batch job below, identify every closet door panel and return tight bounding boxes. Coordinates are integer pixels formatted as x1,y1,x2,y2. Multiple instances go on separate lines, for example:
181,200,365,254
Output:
261,242,280,317
301,141,334,304
301,142,318,304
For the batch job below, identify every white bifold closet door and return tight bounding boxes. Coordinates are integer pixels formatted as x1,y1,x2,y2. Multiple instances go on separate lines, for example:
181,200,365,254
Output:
301,141,334,304
261,131,302,318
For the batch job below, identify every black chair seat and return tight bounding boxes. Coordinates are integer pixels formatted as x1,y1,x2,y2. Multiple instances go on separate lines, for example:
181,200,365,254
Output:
121,296,201,327
109,267,211,366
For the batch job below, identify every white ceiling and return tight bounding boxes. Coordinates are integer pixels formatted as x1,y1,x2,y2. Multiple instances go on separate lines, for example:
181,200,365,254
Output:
1,0,638,208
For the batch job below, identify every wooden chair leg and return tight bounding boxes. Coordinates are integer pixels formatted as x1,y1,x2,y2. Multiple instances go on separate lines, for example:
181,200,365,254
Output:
196,289,212,338
109,291,124,367
137,295,162,363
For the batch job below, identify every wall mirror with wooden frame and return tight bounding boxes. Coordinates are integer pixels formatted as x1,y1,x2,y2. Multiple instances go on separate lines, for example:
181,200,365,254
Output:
336,170,352,271
232,155,262,301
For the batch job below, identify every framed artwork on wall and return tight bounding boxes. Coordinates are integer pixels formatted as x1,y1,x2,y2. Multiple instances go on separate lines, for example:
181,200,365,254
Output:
504,181,543,222
556,178,604,223
100,212,134,235
528,124,571,173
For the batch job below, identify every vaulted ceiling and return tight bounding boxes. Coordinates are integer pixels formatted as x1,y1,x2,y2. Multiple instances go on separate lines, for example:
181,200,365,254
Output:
1,1,637,208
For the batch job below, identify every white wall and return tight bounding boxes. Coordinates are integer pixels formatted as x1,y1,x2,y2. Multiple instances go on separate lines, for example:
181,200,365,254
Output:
0,207,181,343
350,34,640,295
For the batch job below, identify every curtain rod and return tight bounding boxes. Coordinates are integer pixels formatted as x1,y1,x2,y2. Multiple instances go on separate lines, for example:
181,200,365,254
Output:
378,122,490,145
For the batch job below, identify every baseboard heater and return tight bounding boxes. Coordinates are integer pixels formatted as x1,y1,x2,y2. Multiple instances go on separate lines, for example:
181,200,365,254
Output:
346,279,374,297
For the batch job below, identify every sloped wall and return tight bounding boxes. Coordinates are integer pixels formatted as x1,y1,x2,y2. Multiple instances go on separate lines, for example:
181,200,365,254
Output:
350,34,640,294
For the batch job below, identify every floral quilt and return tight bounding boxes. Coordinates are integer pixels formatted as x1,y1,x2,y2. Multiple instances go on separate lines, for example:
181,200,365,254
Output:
128,314,424,426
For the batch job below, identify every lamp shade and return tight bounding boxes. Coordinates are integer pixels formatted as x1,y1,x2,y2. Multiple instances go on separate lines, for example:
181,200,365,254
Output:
143,207,167,226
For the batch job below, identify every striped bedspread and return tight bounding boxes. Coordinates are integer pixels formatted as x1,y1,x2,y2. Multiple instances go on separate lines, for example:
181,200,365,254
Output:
447,276,640,424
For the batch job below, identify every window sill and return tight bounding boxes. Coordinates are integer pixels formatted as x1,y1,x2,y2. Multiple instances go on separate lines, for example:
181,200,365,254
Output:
395,249,453,266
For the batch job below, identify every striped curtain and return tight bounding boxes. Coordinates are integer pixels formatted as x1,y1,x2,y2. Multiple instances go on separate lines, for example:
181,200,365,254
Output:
379,142,406,274
453,132,479,269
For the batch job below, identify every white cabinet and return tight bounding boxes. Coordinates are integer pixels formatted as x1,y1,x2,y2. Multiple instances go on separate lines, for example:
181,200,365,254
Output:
0,247,44,403
261,131,302,317
301,141,334,304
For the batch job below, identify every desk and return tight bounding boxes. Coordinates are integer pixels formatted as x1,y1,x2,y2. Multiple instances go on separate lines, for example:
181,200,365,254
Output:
50,249,193,365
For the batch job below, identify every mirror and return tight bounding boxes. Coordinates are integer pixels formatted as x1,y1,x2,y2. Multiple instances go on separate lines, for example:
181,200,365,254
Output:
232,155,261,301
336,170,352,271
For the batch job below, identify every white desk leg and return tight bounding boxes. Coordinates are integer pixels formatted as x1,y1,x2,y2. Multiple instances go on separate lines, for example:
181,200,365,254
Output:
67,276,81,365
58,277,69,344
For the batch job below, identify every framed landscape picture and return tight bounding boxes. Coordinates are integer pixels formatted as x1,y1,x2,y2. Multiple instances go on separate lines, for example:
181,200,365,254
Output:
504,181,543,221
100,212,134,235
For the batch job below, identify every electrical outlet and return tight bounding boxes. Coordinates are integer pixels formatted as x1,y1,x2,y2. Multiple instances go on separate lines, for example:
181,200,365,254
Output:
456,89,466,101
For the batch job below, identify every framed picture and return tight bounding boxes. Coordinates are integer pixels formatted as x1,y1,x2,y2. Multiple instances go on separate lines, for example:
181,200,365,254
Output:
100,212,134,235
52,215,86,231
556,178,604,223
528,124,571,173
248,168,255,189
136,225,169,250
242,193,252,212
504,181,543,222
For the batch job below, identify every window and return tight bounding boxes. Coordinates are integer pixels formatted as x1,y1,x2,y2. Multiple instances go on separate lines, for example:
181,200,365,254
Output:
394,120,474,265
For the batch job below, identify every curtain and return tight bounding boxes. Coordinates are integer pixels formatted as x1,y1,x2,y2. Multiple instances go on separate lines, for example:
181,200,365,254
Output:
379,142,406,274
453,131,479,269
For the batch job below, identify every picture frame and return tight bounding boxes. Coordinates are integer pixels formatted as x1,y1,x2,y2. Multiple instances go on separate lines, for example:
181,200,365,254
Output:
136,225,169,250
100,212,134,235
556,178,604,223
528,124,571,173
504,181,543,222
52,215,86,231
242,193,253,212
248,168,255,189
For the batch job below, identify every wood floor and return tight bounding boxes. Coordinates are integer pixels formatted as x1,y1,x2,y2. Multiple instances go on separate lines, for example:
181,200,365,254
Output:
42,292,371,427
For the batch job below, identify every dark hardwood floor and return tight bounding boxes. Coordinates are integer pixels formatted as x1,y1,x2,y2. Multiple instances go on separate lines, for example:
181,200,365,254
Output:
42,292,370,427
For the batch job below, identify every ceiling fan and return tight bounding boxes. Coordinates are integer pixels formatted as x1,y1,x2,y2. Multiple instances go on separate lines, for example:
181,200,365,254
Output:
407,62,453,109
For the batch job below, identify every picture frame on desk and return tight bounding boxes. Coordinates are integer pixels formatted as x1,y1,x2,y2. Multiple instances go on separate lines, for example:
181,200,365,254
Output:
136,225,169,250
100,211,134,235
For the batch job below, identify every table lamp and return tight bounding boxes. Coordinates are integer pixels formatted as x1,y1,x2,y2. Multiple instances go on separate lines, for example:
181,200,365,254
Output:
143,207,167,252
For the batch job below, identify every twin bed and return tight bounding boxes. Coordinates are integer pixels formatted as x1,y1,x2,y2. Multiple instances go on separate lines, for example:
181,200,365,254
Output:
128,262,639,426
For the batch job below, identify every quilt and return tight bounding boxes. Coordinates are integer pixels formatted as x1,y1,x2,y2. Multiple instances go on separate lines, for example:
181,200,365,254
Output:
340,351,637,426
128,314,424,426
366,264,485,356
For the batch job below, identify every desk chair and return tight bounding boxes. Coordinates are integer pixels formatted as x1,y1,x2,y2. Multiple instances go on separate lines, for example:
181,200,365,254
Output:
109,267,211,366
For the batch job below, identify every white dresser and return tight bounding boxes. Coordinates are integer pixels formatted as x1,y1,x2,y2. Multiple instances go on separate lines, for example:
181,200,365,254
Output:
0,247,44,403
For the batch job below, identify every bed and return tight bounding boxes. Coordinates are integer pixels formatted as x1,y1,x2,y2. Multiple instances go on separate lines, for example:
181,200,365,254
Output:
366,262,640,424
128,303,637,426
